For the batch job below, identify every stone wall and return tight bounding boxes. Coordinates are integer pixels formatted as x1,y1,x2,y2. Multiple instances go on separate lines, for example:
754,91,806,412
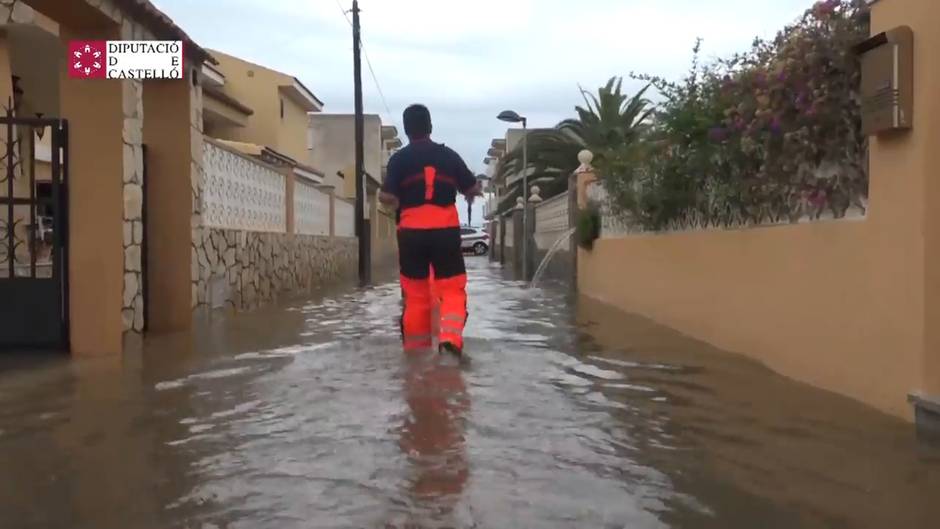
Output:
194,133,358,312
81,0,160,340
121,79,145,335
194,230,356,311
190,65,206,311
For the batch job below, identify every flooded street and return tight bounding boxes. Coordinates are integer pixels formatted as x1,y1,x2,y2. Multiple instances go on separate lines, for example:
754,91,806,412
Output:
2,258,940,529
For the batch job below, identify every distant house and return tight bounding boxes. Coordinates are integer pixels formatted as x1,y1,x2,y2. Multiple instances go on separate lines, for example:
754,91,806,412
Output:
308,113,402,266
307,113,401,199
201,49,325,183
484,128,552,219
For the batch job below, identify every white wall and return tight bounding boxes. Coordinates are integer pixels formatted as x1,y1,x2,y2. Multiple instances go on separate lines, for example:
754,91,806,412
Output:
294,179,331,236
203,141,286,233
334,198,355,237
534,192,570,249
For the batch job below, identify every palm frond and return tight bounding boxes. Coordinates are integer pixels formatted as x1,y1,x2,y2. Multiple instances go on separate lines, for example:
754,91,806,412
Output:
493,77,655,204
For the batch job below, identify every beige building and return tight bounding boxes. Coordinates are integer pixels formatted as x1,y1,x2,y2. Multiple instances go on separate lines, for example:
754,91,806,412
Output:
308,113,400,197
0,0,211,355
0,1,366,357
308,113,401,268
202,49,323,169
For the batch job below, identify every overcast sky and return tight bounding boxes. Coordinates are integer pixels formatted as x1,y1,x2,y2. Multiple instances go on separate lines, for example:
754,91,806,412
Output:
153,0,816,177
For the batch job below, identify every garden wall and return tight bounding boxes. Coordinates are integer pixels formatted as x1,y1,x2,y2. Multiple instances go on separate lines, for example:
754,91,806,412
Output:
579,213,923,419
194,140,358,312
577,0,940,423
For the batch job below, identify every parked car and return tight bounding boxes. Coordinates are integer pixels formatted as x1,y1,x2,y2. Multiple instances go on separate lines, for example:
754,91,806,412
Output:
460,226,489,255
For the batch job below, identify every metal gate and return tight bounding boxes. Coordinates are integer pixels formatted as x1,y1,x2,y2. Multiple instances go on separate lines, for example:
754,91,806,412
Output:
0,110,69,350
141,144,149,332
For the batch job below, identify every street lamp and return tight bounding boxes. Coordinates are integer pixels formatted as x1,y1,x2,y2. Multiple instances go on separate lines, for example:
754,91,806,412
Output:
497,110,529,279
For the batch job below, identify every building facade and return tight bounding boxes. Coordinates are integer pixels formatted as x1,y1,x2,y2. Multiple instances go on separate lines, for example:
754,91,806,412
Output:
0,0,210,355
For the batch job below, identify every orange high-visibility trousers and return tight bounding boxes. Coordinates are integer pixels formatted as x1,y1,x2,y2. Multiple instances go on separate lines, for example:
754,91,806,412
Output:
398,227,468,351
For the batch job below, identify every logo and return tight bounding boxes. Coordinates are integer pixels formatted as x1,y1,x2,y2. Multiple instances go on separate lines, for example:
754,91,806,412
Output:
67,40,184,80
69,41,107,79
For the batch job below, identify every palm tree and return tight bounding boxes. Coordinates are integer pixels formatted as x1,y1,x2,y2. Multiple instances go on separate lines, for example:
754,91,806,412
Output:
492,77,653,214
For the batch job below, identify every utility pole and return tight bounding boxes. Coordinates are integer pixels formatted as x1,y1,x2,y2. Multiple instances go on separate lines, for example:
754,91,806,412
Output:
352,0,370,285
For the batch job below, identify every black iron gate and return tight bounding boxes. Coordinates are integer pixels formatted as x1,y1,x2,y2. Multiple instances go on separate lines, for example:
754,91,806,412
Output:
141,143,148,332
0,110,69,350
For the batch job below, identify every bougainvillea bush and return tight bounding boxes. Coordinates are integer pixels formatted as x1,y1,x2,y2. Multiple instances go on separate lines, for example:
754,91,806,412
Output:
602,0,870,231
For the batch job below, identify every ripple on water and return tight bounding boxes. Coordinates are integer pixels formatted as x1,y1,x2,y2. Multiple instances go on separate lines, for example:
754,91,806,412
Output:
4,259,939,529
155,366,254,391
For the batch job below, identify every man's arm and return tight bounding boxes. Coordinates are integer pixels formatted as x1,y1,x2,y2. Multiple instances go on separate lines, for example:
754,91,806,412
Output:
379,191,399,208
380,154,402,209
449,148,482,197
463,180,483,197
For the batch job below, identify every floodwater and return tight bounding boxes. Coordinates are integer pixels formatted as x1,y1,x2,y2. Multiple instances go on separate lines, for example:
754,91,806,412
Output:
1,259,939,529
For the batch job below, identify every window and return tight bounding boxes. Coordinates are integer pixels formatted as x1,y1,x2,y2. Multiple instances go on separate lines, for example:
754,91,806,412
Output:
280,98,284,119
461,228,475,235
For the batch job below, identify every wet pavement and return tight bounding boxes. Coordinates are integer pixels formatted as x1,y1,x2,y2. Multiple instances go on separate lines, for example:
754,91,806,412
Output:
2,258,940,529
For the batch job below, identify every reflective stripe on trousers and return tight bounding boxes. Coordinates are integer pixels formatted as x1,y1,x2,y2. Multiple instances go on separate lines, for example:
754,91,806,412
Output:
433,274,468,349
400,275,432,351
400,272,467,350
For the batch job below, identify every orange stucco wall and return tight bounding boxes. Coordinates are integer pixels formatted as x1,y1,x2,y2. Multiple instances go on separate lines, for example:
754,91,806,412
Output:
579,219,922,419
895,0,940,398
142,78,194,332
59,25,125,356
579,0,940,420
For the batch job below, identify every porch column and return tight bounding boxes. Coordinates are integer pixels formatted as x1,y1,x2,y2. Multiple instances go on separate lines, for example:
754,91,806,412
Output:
59,25,127,356
142,70,200,332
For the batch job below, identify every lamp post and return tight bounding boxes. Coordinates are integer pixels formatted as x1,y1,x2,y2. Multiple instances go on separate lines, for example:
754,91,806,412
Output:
497,110,528,279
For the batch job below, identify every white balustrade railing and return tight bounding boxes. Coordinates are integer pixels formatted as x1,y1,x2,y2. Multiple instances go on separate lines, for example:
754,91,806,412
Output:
203,141,286,232
334,199,355,238
294,179,331,236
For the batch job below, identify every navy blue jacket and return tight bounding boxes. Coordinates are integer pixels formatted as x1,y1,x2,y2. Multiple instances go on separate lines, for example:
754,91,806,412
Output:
383,138,477,224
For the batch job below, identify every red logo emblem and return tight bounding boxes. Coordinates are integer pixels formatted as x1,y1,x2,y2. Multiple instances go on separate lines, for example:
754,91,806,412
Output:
68,41,107,79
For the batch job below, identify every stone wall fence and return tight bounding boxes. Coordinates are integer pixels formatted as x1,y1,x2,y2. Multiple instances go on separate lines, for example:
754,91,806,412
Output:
193,139,357,313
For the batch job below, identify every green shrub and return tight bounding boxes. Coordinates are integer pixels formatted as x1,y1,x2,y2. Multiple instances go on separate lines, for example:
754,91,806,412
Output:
577,205,601,250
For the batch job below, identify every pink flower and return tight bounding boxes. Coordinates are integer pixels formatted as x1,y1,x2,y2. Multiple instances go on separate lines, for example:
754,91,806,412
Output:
708,127,730,142
814,0,839,18
753,72,768,88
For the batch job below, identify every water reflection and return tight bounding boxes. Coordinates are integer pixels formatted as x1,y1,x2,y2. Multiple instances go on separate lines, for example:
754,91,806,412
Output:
0,259,939,528
392,352,469,527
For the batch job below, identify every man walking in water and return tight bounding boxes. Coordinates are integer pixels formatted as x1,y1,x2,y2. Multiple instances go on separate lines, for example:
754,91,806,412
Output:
380,104,482,356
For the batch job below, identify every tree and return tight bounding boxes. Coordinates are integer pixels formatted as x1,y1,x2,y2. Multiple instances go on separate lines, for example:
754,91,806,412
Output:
491,78,653,215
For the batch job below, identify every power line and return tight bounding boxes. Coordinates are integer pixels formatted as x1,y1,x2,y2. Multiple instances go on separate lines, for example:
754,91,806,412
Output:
332,0,394,122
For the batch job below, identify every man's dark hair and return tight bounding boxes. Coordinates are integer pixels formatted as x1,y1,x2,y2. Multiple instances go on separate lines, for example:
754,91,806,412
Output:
403,104,432,138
